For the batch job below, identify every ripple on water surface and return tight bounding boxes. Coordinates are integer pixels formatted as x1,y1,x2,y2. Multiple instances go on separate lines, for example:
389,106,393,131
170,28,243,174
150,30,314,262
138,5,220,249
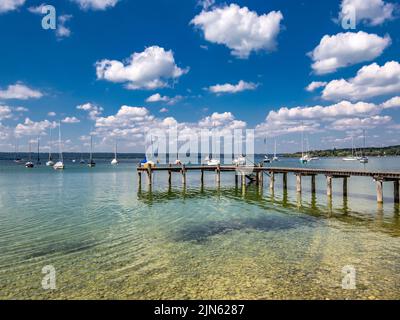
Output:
0,161,400,299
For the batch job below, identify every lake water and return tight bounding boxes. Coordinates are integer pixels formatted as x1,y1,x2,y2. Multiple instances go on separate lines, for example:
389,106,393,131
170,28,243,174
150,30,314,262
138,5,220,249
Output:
1,156,400,299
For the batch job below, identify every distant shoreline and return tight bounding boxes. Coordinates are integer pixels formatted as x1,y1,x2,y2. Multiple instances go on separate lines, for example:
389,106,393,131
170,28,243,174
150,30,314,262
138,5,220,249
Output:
1,144,400,158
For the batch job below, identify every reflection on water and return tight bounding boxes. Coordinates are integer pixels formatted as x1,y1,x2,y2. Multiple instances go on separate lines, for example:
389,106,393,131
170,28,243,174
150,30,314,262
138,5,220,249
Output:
1,158,400,299
138,184,400,238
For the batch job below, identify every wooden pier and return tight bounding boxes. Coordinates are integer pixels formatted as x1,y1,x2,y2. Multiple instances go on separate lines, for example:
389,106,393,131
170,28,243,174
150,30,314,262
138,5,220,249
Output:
137,165,400,204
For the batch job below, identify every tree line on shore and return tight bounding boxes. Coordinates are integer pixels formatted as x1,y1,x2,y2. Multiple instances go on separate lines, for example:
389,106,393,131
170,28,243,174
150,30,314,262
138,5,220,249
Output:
283,145,400,158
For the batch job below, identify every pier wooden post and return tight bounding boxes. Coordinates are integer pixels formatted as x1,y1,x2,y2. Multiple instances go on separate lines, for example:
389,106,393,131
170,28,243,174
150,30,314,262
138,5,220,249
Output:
326,175,332,197
235,172,238,187
181,164,186,186
201,169,204,185
256,168,260,185
235,164,239,187
242,173,246,196
394,180,399,204
296,174,302,193
282,173,287,191
168,164,172,186
259,165,264,187
216,164,221,185
269,171,275,191
241,172,246,188
147,167,152,186
376,178,383,203
343,177,348,197
311,175,316,194
137,171,142,187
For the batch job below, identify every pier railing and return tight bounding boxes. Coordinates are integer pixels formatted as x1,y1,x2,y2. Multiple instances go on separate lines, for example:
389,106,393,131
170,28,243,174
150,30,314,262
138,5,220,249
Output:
137,165,400,204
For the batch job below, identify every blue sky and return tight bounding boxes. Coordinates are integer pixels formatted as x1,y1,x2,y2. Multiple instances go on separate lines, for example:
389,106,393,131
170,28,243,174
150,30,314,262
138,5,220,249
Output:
0,0,400,153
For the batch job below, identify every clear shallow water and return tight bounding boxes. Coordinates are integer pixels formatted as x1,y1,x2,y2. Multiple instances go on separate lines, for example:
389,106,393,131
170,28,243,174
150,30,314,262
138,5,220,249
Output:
1,156,400,299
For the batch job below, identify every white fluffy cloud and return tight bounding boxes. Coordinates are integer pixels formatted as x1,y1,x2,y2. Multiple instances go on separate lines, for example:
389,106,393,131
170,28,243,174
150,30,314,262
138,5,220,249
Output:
27,4,44,14
256,96,399,136
95,106,154,132
76,103,103,120
0,106,12,120
14,106,28,113
208,80,258,94
0,83,43,100
146,93,169,103
72,0,119,10
14,118,56,137
198,111,233,127
191,4,283,59
339,0,397,26
146,93,183,105
94,106,160,139
309,31,391,74
0,123,12,142
322,61,400,101
266,101,381,122
0,0,25,13
62,116,80,124
92,105,247,148
96,46,189,90
57,15,73,39
306,81,327,92
200,112,245,131
381,96,400,109
197,0,215,10
331,115,392,130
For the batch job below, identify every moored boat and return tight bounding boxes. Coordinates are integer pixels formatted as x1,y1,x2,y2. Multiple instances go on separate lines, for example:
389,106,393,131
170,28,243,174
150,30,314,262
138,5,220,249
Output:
53,121,65,170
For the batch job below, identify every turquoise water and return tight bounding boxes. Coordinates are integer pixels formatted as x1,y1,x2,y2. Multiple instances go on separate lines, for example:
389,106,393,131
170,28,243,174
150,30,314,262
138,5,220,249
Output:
1,157,400,299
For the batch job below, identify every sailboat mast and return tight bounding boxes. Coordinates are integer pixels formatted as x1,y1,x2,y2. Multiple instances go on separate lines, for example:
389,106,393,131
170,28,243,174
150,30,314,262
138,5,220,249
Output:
351,136,354,157
37,137,40,163
176,131,178,160
363,130,366,157
306,137,309,155
114,139,117,160
90,135,93,162
150,135,154,160
301,124,304,157
15,139,18,160
274,138,277,158
59,121,63,162
49,128,52,161
29,141,32,161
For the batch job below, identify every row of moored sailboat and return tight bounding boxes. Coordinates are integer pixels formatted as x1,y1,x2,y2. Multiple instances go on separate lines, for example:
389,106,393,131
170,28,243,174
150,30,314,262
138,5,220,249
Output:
20,122,119,169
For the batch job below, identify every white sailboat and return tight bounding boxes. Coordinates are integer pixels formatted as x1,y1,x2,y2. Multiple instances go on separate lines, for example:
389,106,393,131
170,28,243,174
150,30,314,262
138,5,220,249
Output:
174,132,182,165
359,130,368,164
342,136,359,161
88,134,96,167
79,153,85,164
299,125,309,164
233,155,246,165
263,136,271,163
53,122,65,170
272,138,279,162
204,155,220,166
111,139,119,165
46,128,54,166
25,141,34,168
